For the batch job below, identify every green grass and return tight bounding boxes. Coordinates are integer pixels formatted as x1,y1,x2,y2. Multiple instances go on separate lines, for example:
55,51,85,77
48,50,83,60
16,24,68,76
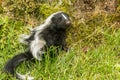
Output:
0,16,120,80
0,0,120,80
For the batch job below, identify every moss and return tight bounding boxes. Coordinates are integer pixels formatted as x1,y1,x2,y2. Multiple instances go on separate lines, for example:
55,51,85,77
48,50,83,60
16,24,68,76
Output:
39,3,67,18
0,0,119,48
0,1,120,79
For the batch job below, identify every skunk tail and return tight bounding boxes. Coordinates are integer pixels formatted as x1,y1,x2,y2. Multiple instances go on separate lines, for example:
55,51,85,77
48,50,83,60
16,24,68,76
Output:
4,51,34,80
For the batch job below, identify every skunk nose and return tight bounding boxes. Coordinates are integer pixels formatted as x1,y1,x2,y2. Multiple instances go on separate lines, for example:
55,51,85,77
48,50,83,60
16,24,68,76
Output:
66,20,71,26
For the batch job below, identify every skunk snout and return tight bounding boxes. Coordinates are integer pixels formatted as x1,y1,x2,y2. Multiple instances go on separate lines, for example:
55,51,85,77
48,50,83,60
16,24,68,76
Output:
65,20,71,26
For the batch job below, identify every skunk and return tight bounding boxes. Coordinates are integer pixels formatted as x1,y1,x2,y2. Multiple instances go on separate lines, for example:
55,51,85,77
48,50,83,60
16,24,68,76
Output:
4,11,71,80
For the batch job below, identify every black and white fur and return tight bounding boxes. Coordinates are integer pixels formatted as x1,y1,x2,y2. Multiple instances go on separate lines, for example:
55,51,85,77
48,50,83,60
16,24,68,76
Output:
4,11,71,80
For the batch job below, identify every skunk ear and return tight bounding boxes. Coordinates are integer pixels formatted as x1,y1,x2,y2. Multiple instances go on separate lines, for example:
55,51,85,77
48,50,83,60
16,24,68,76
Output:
51,17,57,23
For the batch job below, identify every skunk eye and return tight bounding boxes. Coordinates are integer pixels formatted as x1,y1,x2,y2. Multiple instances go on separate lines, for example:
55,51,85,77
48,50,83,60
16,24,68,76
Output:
57,17,62,22
59,17,62,20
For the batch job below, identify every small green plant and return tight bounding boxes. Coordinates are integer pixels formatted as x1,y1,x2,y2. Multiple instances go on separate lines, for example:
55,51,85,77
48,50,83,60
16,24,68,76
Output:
0,0,120,80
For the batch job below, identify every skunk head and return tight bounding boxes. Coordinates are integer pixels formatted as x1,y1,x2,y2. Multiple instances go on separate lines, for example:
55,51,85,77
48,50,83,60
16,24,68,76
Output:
51,12,71,29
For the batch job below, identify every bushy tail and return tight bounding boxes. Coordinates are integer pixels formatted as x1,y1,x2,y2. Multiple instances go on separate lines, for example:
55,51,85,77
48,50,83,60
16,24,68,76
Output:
4,51,33,79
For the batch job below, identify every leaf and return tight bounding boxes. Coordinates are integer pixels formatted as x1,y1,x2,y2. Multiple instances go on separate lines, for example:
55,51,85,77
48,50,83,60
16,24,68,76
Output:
0,19,4,25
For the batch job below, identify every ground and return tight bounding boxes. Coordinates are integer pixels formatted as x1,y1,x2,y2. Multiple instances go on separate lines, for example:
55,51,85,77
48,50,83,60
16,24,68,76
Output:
0,0,120,80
